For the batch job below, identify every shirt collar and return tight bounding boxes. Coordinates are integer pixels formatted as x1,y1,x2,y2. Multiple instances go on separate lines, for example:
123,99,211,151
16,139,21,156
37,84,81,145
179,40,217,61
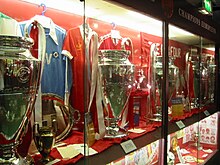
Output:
31,15,58,45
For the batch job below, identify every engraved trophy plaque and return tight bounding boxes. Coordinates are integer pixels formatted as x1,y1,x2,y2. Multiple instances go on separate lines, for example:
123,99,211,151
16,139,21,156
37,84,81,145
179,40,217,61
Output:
0,35,41,164
98,50,134,138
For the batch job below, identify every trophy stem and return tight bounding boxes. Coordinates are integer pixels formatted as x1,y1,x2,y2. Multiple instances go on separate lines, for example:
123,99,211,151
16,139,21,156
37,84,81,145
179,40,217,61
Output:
104,117,127,138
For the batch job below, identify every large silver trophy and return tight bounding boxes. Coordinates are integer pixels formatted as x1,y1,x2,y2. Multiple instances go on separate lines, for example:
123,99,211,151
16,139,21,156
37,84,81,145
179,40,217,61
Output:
150,55,179,122
0,35,41,164
98,50,134,138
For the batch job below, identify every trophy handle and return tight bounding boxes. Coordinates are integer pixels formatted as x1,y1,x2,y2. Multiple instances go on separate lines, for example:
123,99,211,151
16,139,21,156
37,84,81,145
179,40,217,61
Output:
53,101,80,142
72,108,81,123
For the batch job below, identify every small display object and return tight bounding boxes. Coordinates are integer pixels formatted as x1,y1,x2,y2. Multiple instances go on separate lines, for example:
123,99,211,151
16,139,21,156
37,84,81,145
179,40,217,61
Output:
33,120,56,164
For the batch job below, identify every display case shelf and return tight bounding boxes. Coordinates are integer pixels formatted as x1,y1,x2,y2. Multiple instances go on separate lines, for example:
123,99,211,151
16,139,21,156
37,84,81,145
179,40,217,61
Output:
75,106,218,165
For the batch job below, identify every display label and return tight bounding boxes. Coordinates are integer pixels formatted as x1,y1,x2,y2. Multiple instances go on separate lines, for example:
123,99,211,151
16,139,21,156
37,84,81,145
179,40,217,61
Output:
46,159,61,165
204,110,210,116
176,120,185,129
120,139,137,154
171,97,184,117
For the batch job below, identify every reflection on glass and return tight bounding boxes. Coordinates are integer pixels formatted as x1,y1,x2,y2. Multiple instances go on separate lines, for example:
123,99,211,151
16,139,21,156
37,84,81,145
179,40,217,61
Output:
168,24,215,117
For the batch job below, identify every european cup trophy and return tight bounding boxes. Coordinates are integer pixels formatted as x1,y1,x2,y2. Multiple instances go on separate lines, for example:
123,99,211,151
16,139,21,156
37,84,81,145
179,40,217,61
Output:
0,35,41,164
98,50,134,138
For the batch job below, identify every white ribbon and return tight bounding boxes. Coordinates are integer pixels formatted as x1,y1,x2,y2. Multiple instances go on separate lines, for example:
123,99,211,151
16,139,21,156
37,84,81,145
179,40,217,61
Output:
80,25,105,139
87,30,105,139
120,37,134,128
24,21,46,127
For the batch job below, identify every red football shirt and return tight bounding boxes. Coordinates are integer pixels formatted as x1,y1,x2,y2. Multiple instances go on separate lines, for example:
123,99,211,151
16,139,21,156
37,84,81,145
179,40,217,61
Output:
63,27,85,114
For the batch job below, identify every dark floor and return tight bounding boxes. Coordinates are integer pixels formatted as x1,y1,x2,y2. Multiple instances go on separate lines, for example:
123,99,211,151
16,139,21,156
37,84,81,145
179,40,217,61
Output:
205,151,220,165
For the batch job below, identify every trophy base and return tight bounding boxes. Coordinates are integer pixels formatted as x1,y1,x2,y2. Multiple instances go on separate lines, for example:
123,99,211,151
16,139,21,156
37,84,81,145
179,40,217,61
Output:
149,118,162,122
0,156,33,165
104,127,128,138
149,113,162,122
35,156,54,165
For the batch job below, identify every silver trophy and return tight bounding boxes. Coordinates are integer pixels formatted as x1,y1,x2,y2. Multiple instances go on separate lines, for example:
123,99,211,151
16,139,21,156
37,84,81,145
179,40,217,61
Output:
0,35,41,164
98,50,134,138
33,120,56,164
206,56,216,103
150,55,179,122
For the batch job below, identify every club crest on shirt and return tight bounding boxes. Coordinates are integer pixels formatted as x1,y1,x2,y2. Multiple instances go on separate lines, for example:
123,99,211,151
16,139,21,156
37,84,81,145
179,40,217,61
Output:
75,42,83,57
76,42,82,50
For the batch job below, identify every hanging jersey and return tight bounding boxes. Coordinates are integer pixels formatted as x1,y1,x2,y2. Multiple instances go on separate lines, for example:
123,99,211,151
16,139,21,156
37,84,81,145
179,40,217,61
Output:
62,27,85,113
63,26,106,137
20,17,72,101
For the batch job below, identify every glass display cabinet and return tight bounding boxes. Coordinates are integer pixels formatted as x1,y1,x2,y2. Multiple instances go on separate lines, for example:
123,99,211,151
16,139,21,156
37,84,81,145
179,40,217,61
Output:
0,0,219,165
167,18,218,165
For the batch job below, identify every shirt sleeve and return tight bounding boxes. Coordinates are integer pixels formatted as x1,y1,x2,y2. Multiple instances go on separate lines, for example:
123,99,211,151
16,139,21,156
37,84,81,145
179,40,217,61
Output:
62,29,77,59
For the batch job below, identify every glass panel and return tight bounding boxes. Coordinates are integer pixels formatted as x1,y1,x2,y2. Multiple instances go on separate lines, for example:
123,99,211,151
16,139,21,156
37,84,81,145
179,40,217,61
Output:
168,24,200,164
200,37,216,107
2,0,218,164
168,24,217,164
83,0,163,164
169,24,201,118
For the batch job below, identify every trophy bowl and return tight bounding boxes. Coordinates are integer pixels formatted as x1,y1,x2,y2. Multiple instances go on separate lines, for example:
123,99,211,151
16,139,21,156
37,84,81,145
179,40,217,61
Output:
0,35,41,164
98,50,134,138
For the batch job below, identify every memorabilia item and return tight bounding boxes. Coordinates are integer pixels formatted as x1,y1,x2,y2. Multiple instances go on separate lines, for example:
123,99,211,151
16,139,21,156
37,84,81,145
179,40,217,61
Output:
0,35,41,164
85,112,96,147
98,50,134,138
191,132,203,150
41,95,80,142
63,25,102,137
33,120,56,164
20,16,72,130
150,53,179,121
206,56,216,103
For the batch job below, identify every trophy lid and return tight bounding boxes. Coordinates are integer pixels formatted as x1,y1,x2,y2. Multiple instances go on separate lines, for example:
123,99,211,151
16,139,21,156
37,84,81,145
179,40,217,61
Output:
98,49,131,62
0,35,34,54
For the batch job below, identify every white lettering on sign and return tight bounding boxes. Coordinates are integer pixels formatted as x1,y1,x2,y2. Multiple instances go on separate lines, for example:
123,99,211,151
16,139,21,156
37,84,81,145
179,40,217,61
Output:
150,43,182,59
201,21,216,34
178,8,216,34
169,46,181,59
178,8,201,26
